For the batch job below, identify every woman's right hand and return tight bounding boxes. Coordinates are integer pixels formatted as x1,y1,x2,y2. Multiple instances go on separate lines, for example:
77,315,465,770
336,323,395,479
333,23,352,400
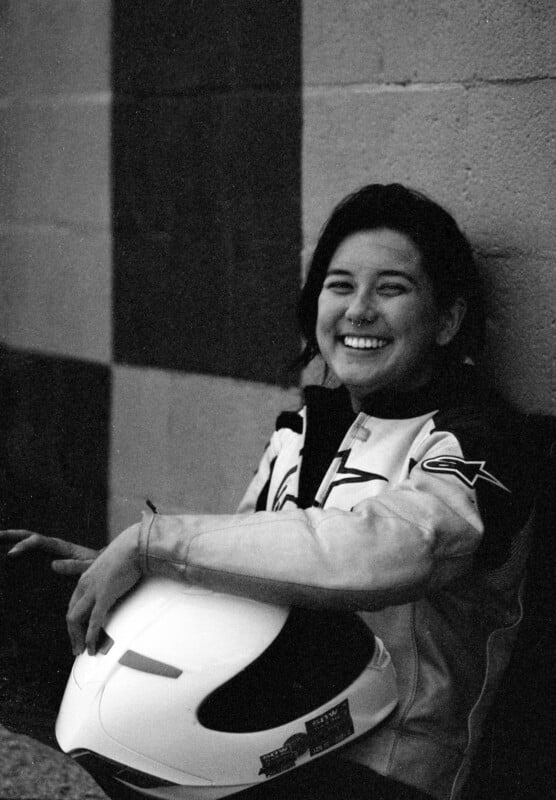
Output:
0,530,99,576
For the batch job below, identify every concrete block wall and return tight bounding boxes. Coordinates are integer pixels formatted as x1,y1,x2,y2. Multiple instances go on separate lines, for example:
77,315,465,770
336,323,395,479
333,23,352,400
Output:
0,1,112,549
302,0,556,412
2,0,554,546
0,1,303,546
0,3,555,796
1,0,112,363
0,4,113,798
107,1,302,532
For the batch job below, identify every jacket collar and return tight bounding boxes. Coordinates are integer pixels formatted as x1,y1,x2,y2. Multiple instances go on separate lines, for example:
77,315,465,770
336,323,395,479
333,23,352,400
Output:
303,364,484,421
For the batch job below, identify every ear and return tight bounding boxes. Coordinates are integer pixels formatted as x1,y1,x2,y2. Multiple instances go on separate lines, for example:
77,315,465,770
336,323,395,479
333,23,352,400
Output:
436,297,467,347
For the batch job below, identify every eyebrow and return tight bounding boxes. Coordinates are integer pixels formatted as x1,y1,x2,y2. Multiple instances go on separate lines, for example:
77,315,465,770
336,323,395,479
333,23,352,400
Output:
325,268,418,285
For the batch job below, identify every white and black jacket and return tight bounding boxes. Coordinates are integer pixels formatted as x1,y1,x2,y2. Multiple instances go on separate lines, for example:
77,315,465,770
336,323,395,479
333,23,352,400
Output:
138,365,538,800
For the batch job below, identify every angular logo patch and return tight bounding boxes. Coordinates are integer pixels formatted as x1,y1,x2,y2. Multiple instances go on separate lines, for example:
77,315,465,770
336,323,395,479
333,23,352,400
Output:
422,456,511,493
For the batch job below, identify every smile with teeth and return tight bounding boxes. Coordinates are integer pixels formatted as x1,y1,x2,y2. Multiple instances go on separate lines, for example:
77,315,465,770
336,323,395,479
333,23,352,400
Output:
342,335,389,350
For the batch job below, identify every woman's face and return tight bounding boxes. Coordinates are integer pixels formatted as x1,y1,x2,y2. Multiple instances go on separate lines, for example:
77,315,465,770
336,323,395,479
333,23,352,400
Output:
316,228,459,409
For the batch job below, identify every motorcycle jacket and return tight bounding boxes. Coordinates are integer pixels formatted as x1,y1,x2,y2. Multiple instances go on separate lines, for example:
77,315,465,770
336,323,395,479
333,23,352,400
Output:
137,365,538,799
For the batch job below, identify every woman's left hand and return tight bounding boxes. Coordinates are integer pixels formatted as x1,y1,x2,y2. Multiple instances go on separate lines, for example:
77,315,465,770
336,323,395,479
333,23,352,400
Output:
66,523,143,656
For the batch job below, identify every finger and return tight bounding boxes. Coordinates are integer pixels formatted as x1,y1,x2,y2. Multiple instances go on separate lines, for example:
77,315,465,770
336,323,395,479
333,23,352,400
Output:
5,533,68,558
5,532,48,556
53,558,93,575
0,530,40,548
85,601,110,656
52,558,94,576
67,583,90,656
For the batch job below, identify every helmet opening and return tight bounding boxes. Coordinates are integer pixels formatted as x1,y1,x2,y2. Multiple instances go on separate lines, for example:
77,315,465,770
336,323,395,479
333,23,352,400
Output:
197,609,375,733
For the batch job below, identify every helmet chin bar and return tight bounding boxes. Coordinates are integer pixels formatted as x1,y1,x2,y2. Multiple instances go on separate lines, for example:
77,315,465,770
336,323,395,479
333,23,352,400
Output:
56,577,398,800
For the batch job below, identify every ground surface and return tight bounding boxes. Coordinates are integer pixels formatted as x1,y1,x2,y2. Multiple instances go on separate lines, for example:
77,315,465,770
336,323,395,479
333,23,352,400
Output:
0,726,107,800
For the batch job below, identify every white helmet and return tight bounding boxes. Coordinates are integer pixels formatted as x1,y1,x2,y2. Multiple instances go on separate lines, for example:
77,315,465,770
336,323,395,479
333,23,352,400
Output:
56,577,397,800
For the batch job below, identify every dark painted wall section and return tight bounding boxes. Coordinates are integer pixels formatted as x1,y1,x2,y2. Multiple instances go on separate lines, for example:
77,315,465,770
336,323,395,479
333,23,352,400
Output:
112,1,302,385
0,347,109,549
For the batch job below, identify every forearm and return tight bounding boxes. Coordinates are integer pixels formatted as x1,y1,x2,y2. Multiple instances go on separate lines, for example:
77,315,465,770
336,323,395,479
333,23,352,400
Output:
138,493,482,609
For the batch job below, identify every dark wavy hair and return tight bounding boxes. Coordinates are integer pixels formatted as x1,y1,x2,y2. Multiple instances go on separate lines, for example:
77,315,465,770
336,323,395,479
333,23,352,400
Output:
298,183,485,367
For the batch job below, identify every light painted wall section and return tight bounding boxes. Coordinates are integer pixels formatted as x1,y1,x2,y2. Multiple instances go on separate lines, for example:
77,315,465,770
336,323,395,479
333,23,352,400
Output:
0,1,112,363
109,366,300,535
302,0,556,412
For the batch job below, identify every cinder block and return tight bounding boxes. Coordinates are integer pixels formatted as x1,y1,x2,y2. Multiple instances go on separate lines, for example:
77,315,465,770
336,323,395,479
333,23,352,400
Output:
0,0,111,95
303,0,555,85
112,0,301,94
165,373,299,510
110,366,172,517
109,492,153,539
303,0,384,86
461,82,556,254
481,255,556,412
112,92,301,385
302,86,470,246
0,228,111,363
380,0,555,83
0,100,110,229
110,366,300,521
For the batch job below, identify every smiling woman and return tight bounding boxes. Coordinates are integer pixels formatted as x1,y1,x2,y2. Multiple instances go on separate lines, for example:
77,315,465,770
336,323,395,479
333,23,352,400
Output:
0,184,540,800
315,228,466,407
298,184,484,376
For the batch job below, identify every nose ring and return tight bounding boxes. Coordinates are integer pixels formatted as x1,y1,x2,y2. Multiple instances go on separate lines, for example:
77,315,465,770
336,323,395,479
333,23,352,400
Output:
348,315,372,328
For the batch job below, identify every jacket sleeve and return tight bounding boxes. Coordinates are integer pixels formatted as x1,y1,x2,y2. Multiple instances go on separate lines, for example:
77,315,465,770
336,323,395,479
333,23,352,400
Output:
136,427,499,610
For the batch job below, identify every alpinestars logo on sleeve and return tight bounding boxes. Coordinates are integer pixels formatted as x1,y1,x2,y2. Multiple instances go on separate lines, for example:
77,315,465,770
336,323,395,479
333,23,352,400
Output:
422,456,511,493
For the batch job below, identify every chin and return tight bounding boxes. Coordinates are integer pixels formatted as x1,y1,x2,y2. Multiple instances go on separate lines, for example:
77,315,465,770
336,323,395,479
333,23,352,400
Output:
343,379,384,400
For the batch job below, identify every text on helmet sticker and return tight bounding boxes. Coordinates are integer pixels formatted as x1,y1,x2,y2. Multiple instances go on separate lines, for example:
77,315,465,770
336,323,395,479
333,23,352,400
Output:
306,698,354,756
258,699,354,778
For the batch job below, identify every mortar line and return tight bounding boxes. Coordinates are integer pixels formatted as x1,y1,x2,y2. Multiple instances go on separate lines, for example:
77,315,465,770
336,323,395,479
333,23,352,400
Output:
0,91,112,109
0,221,110,238
304,82,464,96
303,75,555,96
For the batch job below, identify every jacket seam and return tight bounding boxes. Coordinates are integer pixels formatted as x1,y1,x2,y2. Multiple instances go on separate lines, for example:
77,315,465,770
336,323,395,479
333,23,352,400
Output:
186,510,480,562
388,602,420,772
140,557,432,597
447,579,527,800
367,508,482,556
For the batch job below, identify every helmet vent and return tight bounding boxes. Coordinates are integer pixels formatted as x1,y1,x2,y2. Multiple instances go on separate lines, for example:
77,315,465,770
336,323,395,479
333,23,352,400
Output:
197,609,375,733
119,650,183,678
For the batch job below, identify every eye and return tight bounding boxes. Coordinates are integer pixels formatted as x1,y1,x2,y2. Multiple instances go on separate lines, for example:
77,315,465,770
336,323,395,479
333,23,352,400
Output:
322,279,354,294
377,283,409,297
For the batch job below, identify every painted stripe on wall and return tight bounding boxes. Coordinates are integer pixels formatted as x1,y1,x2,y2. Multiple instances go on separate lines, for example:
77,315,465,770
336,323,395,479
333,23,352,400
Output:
112,1,303,386
0,347,109,549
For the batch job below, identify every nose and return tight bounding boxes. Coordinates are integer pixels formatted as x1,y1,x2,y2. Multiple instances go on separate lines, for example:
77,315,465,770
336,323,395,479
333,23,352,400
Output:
346,291,378,323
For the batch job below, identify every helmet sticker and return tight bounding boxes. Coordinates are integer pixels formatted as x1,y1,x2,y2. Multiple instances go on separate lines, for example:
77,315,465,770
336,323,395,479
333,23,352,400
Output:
258,743,299,778
259,699,354,778
306,698,354,756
